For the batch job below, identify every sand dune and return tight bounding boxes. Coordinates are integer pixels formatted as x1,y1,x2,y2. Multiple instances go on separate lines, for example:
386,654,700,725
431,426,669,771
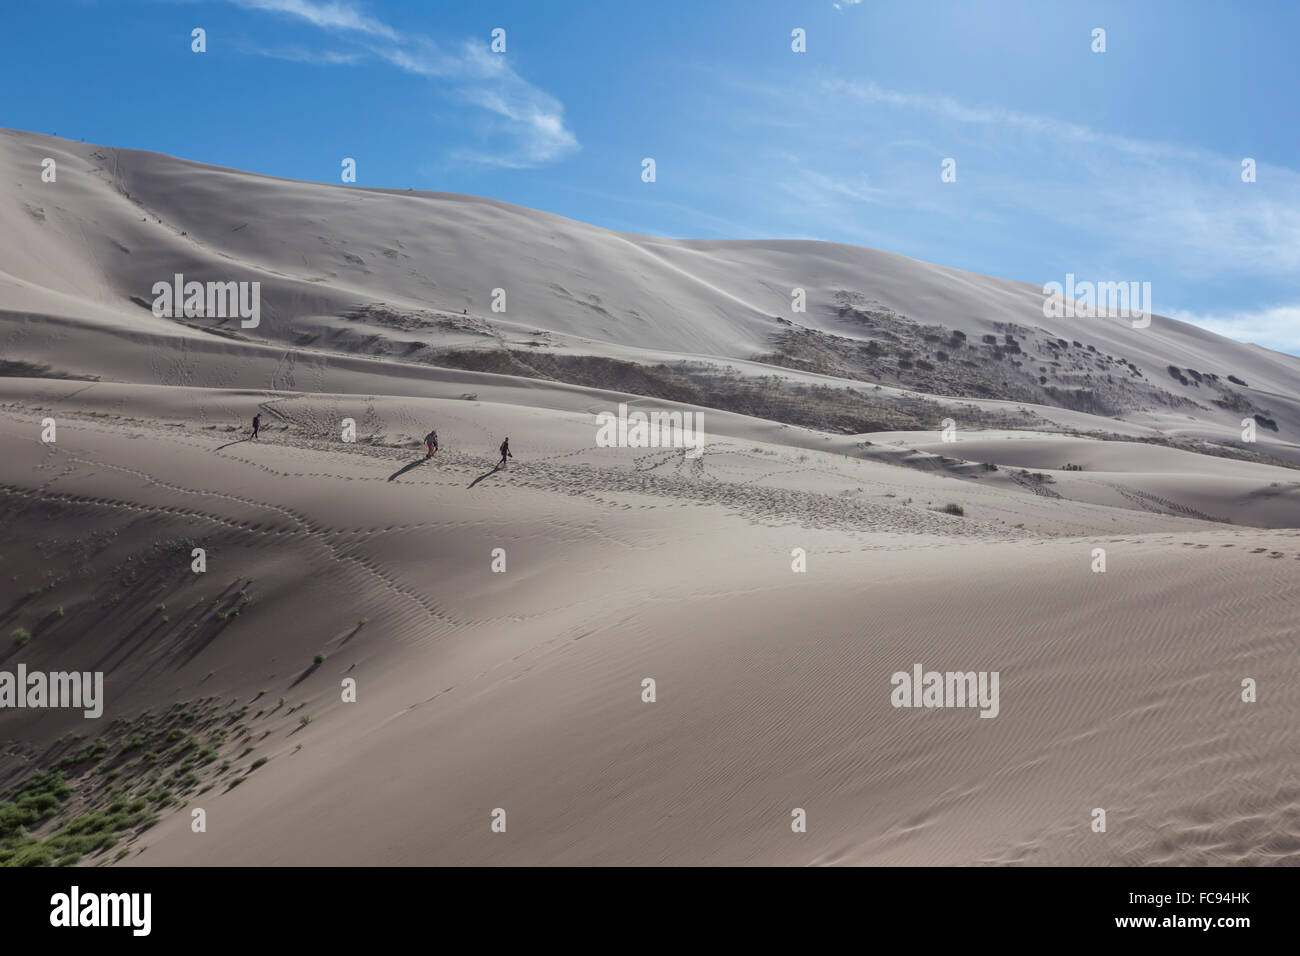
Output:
1,130,1296,867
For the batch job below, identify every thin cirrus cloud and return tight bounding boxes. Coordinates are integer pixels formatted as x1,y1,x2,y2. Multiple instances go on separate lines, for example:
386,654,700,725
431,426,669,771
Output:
231,0,578,168
232,0,398,39
367,38,577,167
248,47,363,65
738,77,1300,351
819,78,1300,277
1170,305,1300,355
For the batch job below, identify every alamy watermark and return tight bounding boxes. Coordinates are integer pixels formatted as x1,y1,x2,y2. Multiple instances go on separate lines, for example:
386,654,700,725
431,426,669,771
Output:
1042,273,1150,328
151,273,260,328
0,665,103,718
890,663,999,718
595,402,705,458
50,886,150,936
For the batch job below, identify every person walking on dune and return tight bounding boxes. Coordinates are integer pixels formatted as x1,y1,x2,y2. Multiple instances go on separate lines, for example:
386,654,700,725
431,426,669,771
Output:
251,413,261,440
498,437,512,470
424,428,439,459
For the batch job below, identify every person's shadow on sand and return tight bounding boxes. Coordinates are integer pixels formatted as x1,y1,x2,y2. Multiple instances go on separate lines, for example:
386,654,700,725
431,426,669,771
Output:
388,459,426,482
468,465,501,489
215,437,252,450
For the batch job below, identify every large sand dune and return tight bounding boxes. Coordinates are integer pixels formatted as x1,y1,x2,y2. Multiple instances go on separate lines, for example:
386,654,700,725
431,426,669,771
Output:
0,130,1295,866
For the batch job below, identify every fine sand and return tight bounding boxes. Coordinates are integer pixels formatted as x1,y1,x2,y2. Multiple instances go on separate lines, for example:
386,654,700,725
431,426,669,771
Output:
1,130,1297,866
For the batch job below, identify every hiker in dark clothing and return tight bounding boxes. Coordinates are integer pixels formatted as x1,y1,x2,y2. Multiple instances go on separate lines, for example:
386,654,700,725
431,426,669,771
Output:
424,428,439,459
498,437,512,469
251,413,261,440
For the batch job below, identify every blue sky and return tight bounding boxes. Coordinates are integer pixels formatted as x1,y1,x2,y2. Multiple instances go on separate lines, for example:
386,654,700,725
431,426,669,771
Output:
4,0,1299,354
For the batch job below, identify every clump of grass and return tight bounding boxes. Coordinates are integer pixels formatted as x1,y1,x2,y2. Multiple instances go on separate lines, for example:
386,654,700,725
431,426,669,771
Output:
0,771,71,845
312,652,325,666
10,628,31,647
299,715,312,728
0,775,156,867
249,757,268,772
939,503,965,516
154,603,166,613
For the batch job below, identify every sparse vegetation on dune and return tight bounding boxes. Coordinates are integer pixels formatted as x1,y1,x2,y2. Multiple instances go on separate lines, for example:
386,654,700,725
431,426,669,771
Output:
0,694,303,866
427,346,1046,435
335,294,1285,443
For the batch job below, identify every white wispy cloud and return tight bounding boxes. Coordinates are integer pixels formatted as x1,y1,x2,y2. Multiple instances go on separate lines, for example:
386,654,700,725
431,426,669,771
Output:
787,168,890,207
820,78,1300,278
250,46,363,65
232,0,398,40
1169,305,1300,354
228,0,578,167
826,79,1184,162
720,75,1300,351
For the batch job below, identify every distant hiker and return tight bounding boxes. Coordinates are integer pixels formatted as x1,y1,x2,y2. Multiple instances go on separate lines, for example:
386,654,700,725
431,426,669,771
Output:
424,428,439,459
498,437,512,469
251,413,261,440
